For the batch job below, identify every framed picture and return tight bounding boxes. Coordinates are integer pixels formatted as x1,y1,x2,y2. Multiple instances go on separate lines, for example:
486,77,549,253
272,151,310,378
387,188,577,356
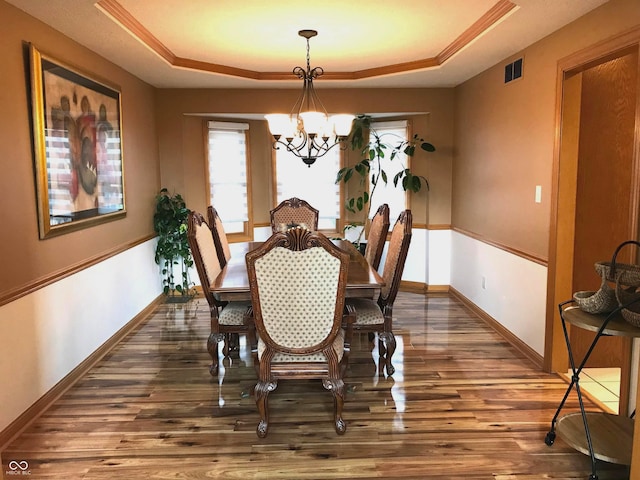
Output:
29,44,126,239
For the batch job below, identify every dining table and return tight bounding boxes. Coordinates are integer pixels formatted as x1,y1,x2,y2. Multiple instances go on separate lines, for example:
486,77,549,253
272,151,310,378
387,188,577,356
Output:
211,239,384,302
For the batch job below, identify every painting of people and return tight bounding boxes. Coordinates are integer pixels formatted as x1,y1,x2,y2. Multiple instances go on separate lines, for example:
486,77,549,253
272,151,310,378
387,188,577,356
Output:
30,45,125,238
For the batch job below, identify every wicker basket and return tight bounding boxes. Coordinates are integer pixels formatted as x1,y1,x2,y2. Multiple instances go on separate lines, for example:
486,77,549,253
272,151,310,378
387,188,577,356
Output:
573,279,617,314
615,277,640,327
594,240,640,287
621,305,640,327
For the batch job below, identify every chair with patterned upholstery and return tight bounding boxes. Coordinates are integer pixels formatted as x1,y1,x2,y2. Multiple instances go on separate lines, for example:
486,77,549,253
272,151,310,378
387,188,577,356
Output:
364,204,390,271
345,210,412,376
270,197,319,233
207,206,231,268
187,211,254,376
245,227,355,437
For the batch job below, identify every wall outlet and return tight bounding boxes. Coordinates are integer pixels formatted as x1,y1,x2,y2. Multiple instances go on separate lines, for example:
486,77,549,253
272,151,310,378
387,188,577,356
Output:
481,276,486,289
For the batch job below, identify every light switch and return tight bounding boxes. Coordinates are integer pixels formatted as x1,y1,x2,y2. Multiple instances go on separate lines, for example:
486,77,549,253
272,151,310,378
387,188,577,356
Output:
535,185,542,203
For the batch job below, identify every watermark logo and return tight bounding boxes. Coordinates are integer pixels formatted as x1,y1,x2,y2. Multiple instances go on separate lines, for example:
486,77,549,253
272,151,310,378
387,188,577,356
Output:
6,460,31,476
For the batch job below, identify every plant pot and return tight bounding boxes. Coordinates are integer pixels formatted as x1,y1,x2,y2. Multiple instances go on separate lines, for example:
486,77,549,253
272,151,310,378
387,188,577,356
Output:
166,294,194,304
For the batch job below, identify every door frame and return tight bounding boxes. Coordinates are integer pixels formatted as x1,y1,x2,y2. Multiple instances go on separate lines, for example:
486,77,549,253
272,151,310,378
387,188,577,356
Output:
544,26,640,402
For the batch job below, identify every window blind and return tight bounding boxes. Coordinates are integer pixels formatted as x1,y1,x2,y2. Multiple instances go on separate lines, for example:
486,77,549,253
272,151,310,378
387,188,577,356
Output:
207,121,249,234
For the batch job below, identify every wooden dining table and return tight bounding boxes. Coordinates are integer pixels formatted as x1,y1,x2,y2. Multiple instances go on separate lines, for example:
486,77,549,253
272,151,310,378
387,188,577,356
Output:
211,239,384,302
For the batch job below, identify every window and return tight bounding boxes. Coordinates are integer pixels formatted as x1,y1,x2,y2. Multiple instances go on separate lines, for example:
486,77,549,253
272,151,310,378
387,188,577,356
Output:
273,145,341,232
369,120,410,222
206,121,252,239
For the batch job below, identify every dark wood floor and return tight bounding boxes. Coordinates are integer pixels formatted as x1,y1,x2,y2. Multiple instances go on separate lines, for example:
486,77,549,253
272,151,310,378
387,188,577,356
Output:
1,292,629,479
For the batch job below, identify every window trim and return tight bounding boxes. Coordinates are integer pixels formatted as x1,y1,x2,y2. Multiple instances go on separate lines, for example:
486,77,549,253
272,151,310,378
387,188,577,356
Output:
370,119,413,230
205,120,253,242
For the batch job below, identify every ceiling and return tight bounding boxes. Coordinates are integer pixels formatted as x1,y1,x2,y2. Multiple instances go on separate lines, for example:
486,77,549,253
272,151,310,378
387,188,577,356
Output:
8,0,609,89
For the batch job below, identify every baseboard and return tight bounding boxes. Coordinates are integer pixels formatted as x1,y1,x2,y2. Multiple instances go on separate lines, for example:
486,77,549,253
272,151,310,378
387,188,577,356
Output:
449,287,544,369
399,280,427,294
398,282,449,294
0,294,166,450
427,284,449,293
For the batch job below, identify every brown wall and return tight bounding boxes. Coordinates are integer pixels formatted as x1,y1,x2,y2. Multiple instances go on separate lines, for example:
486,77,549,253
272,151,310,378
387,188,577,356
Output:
453,0,640,260
155,88,454,228
0,1,160,298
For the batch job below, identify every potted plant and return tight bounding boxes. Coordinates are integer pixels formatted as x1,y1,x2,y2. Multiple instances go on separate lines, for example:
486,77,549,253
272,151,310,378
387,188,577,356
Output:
153,188,195,301
335,115,436,246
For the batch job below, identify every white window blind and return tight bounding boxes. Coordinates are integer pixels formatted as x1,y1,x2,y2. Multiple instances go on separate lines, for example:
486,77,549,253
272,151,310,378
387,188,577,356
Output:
274,146,341,231
207,121,249,234
370,120,409,222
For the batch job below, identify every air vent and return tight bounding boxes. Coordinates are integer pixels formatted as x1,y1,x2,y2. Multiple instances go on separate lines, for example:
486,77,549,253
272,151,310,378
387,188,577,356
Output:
504,58,523,84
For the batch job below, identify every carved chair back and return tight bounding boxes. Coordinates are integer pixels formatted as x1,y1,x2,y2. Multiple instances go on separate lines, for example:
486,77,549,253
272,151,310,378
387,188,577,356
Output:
207,206,231,268
379,209,412,308
270,197,319,233
187,211,223,310
364,203,390,271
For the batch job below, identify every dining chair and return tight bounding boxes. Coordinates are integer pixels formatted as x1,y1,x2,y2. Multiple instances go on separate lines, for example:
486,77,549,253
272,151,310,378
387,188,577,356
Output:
345,209,412,376
364,203,390,271
207,206,231,268
270,197,319,232
187,211,254,376
245,227,355,437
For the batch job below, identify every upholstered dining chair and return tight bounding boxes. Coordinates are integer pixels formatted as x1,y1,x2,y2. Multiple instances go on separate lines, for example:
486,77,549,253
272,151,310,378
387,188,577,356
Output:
207,206,231,268
270,197,319,233
187,211,254,376
364,204,390,271
245,227,355,437
345,210,412,377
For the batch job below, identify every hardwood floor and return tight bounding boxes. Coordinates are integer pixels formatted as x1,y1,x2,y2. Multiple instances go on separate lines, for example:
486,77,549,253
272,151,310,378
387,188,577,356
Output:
1,292,630,479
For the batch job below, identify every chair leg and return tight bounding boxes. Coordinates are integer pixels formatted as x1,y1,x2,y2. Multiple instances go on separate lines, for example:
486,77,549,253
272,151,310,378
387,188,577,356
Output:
247,327,258,353
222,333,240,356
323,378,347,435
207,332,224,376
378,335,386,356
380,331,396,376
254,380,277,438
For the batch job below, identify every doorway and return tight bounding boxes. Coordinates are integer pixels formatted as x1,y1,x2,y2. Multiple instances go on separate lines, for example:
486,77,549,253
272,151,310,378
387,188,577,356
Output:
545,28,640,416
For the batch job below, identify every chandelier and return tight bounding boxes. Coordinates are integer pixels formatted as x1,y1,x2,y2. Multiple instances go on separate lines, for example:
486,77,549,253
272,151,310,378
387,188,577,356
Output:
265,30,354,166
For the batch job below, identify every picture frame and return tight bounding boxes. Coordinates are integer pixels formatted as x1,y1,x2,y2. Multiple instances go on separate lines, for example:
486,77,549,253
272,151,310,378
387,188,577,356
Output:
29,44,126,239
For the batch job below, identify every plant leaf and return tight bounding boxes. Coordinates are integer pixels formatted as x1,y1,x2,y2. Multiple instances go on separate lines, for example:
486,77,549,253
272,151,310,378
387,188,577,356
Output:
412,175,421,192
381,170,388,184
346,198,355,213
356,196,364,211
393,170,403,187
344,169,354,183
421,142,436,152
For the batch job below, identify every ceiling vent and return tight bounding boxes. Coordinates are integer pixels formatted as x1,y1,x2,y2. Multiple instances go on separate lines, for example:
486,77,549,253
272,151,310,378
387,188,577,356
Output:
504,58,523,84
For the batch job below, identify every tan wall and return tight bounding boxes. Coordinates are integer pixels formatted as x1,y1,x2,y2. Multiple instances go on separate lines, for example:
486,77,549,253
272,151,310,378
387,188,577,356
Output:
155,88,454,229
453,0,640,260
0,1,160,298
